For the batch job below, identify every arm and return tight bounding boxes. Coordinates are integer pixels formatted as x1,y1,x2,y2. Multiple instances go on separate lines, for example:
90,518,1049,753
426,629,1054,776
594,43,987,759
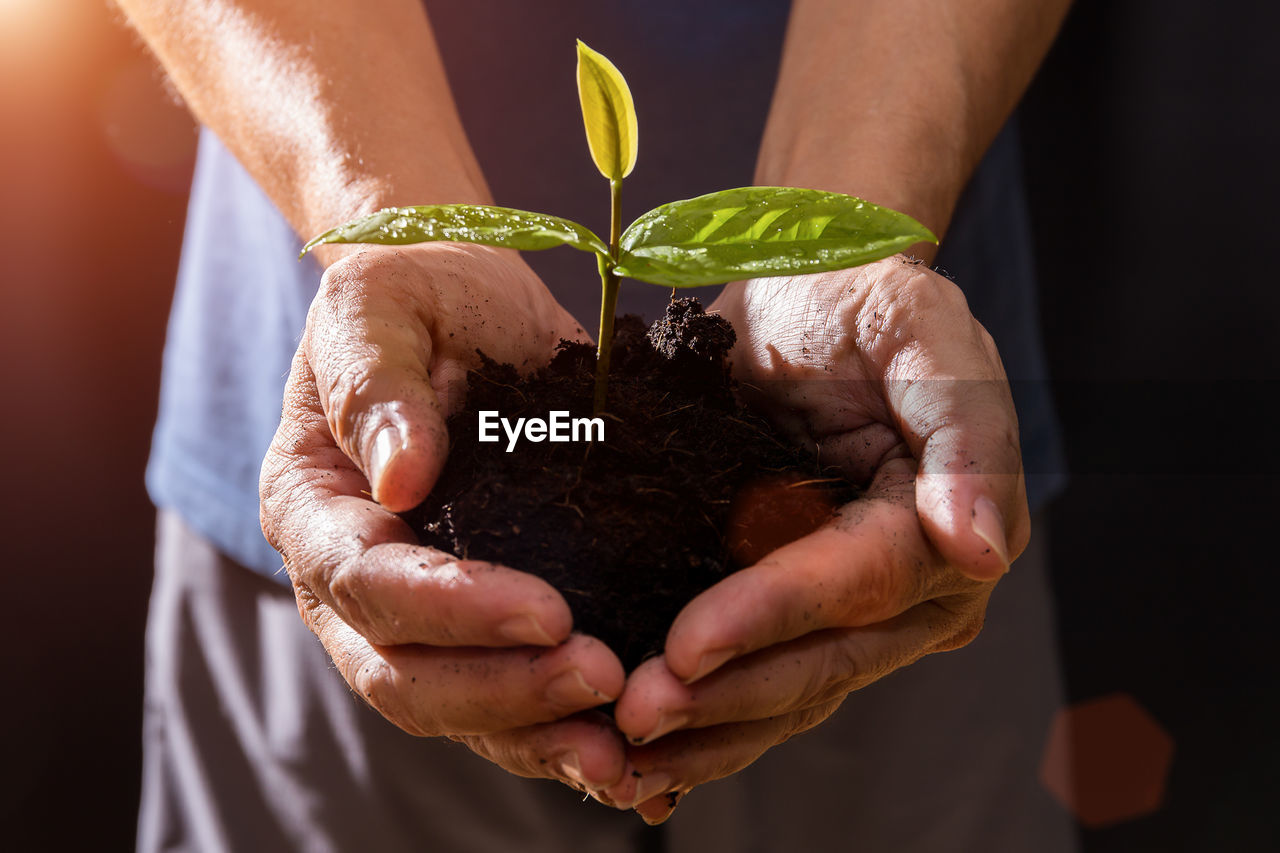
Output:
606,0,1071,822
118,0,627,795
732,0,1072,574
757,0,1071,254
116,0,489,257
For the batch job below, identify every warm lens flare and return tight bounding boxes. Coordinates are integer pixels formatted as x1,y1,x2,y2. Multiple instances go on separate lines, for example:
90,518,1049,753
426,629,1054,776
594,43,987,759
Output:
0,0,86,70
0,0,53,28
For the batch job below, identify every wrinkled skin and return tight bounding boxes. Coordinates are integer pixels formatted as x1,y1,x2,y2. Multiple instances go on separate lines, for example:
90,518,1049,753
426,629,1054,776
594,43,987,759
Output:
604,256,1029,822
259,249,1029,818
260,244,634,793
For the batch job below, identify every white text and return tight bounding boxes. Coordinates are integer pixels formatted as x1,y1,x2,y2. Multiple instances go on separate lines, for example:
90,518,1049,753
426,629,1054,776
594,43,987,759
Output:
477,410,605,452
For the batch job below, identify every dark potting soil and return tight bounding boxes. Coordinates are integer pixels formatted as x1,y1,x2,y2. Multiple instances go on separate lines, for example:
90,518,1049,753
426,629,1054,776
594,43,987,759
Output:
406,298,856,671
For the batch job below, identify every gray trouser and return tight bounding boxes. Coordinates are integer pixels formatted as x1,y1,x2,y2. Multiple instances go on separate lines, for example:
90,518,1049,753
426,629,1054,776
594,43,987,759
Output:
139,510,1077,852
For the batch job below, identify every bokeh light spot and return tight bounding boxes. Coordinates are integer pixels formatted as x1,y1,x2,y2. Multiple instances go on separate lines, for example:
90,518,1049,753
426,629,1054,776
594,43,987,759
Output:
97,58,196,193
1039,692,1174,829
725,473,844,567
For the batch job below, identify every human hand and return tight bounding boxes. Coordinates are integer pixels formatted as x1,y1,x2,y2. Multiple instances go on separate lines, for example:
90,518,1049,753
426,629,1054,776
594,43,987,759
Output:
259,243,630,796
600,256,1030,822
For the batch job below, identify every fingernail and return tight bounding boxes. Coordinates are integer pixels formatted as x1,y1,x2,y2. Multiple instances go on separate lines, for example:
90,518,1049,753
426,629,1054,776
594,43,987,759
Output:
641,791,685,825
633,712,690,746
369,422,402,501
629,772,674,809
683,648,738,684
560,752,608,793
545,669,613,708
971,495,1011,571
497,613,557,646
587,790,616,807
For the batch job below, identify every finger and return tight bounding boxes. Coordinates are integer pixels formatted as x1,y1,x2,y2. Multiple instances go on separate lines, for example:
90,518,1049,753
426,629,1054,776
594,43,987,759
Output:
306,250,452,511
456,711,629,796
858,265,1030,579
261,350,574,648
633,791,686,826
616,598,981,744
300,590,623,735
603,699,844,817
663,458,981,683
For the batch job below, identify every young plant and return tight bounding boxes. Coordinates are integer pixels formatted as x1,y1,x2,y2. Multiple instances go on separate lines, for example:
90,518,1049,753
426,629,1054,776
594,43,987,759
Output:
301,41,936,411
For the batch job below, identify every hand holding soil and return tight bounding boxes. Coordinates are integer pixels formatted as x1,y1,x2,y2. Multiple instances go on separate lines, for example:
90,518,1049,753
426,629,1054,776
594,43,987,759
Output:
271,43,1029,824
601,258,1030,822
259,243,635,793
258,243,1028,819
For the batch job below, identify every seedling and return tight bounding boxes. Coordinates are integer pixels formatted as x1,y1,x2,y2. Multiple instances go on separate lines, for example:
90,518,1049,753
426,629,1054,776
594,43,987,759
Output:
302,41,936,411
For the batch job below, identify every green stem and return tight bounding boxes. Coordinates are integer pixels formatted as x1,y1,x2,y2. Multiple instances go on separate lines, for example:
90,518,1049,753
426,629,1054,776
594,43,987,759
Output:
593,178,623,413
593,267,619,413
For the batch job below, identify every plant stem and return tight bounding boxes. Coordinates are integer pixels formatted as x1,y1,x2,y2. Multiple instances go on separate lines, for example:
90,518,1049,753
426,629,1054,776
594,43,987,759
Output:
593,268,619,412
593,178,623,413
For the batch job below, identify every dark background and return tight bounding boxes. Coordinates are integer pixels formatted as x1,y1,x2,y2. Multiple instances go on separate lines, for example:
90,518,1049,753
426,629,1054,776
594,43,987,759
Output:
1,0,1276,849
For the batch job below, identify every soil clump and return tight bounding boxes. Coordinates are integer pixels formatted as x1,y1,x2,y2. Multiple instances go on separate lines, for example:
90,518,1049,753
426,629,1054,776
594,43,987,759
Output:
408,298,855,670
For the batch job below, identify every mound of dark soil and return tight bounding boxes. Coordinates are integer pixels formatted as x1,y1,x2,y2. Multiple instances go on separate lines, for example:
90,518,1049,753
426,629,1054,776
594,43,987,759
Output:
407,298,855,670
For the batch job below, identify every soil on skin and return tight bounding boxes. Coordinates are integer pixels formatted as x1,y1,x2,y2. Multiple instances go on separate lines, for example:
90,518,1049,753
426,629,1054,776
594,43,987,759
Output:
407,298,856,671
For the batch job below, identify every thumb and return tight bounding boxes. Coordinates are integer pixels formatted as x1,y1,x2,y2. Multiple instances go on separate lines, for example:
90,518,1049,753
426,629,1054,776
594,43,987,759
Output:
905,386,1029,581
305,256,451,513
874,274,1030,581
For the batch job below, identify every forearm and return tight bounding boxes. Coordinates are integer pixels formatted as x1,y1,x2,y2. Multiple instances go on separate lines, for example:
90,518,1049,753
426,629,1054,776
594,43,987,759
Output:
116,0,490,264
759,0,1071,256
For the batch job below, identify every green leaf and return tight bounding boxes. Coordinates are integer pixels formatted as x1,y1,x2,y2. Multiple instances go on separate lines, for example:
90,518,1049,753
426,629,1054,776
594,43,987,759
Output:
615,187,938,287
576,40,638,181
300,204,608,258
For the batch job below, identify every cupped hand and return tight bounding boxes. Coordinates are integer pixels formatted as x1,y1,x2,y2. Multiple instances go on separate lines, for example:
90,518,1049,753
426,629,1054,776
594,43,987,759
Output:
602,256,1031,822
259,243,629,796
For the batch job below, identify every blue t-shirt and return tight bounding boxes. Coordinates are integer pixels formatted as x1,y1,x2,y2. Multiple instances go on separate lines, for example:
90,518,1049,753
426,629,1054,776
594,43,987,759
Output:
147,2,1065,578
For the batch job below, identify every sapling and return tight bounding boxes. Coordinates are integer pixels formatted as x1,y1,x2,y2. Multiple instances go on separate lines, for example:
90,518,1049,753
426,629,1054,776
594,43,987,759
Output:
301,41,937,411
